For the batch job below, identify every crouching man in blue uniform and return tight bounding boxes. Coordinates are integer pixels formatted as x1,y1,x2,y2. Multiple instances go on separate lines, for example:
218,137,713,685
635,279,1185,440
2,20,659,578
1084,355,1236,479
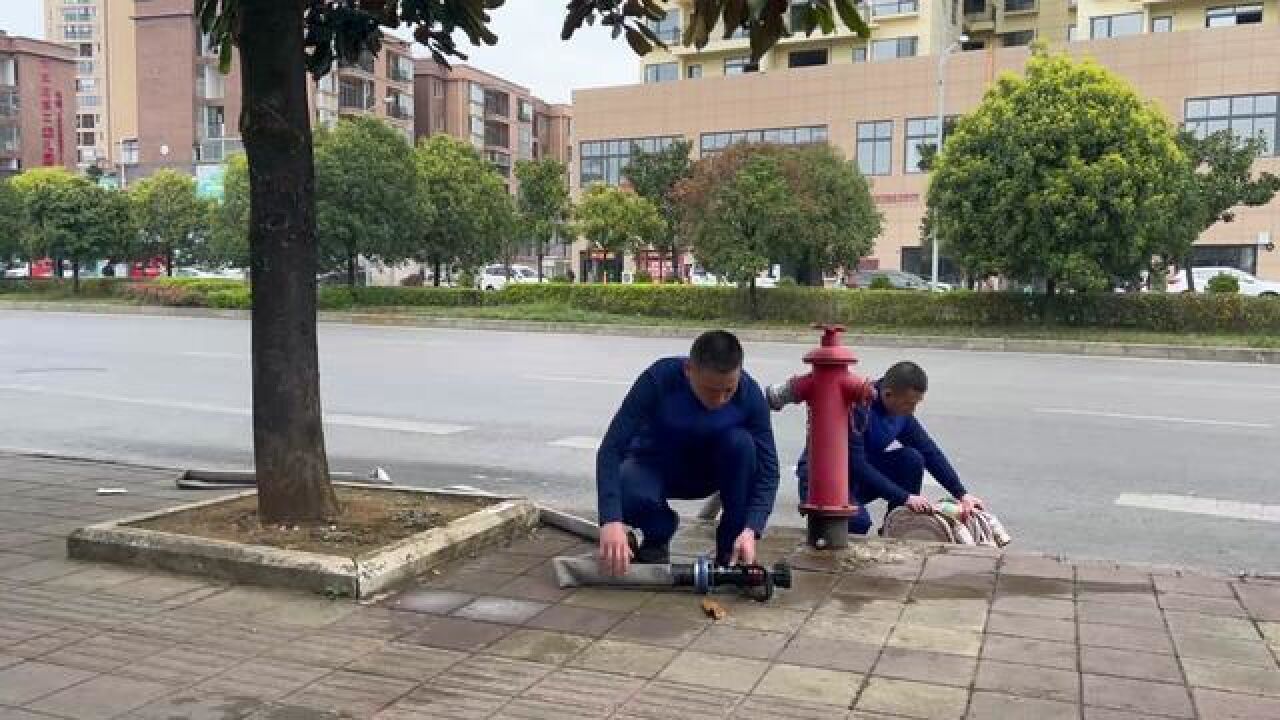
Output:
596,330,780,576
797,361,985,534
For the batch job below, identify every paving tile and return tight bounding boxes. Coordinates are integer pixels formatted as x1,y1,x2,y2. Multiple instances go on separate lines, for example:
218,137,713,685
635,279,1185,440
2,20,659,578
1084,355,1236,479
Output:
493,573,573,603
981,635,1077,671
485,628,594,665
1080,646,1183,683
499,530,581,557
1076,601,1165,629
118,644,247,684
605,613,706,649
3,627,95,659
833,574,914,601
995,575,1074,599
401,616,511,652
525,604,623,637
29,673,175,720
1082,709,1168,720
431,654,552,695
456,551,547,575
1235,582,1280,622
344,642,465,681
1077,586,1159,610
986,612,1076,643
887,624,983,657
263,632,386,668
975,659,1078,703
873,646,978,687
733,693,855,720
421,568,518,595
694,625,790,661
388,588,475,615
857,676,968,720
519,667,643,716
0,558,84,583
991,596,1075,620
633,593,721,623
101,573,223,602
799,613,895,645
451,596,549,625
41,565,145,592
1172,631,1275,666
130,691,267,720
616,679,739,719
0,660,96,705
283,669,416,718
752,662,861,707
325,608,431,641
1078,623,1173,655
0,615,64,646
196,658,331,702
375,683,507,719
1261,621,1280,645
1164,610,1259,641
776,636,880,674
966,691,1079,720
570,639,677,679
561,588,655,613
1182,657,1280,697
0,554,42,572
1000,555,1074,580
1082,674,1194,719
898,599,988,632
912,580,994,601
813,595,905,623
1190,687,1280,720
720,605,811,634
658,651,769,693
1158,592,1247,617
1153,575,1235,598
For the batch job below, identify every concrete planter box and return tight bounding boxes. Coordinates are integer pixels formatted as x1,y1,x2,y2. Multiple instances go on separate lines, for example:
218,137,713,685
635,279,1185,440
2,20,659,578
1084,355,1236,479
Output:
67,483,540,599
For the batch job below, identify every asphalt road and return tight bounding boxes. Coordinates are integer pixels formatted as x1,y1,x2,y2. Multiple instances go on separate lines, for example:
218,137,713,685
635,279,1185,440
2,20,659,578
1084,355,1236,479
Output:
1,309,1277,573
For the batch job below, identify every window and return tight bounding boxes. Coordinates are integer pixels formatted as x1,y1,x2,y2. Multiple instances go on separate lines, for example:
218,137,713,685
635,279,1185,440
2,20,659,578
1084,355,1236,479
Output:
0,91,19,117
1003,0,1035,12
1152,16,1173,32
341,50,375,74
486,150,511,177
0,126,17,153
518,125,533,159
78,43,93,57
1185,94,1278,156
1000,30,1035,46
699,125,828,155
518,98,533,123
387,54,414,83
63,7,94,22
1206,4,1263,27
871,37,917,60
469,116,484,146
484,89,510,117
76,78,96,93
1091,12,1143,39
484,120,509,148
686,64,702,79
201,105,226,139
1066,24,1077,42
904,117,956,173
789,1,809,31
1190,245,1258,275
77,131,96,147
76,59,93,74
579,135,682,186
646,8,681,43
964,0,986,13
197,64,224,100
120,139,138,165
339,77,374,110
386,88,413,119
724,56,759,75
77,147,97,164
63,25,93,40
853,46,867,62
0,58,13,86
869,0,919,16
644,63,678,83
856,120,892,176
317,73,336,93
432,78,444,98
788,49,829,68
78,95,99,107
76,114,95,130
470,82,485,105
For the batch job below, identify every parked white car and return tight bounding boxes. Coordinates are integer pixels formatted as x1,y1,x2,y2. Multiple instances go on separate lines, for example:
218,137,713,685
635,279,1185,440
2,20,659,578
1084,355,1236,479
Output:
476,264,544,291
1167,267,1280,297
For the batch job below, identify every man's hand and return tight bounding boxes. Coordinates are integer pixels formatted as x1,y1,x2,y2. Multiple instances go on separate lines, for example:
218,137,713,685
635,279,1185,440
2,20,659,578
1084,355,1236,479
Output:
958,494,986,522
905,494,934,513
728,528,757,566
598,522,632,577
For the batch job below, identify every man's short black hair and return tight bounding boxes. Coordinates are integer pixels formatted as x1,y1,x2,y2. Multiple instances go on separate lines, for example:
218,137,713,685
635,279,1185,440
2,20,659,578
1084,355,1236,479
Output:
689,330,744,373
883,361,928,393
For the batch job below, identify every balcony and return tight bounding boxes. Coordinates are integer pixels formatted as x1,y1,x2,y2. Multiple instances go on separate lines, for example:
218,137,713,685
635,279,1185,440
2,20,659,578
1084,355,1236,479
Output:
868,0,919,17
196,137,243,164
1003,0,1036,13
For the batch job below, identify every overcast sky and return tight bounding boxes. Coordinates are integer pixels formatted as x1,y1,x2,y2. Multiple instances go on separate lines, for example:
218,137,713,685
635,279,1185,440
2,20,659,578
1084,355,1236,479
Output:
0,0,638,103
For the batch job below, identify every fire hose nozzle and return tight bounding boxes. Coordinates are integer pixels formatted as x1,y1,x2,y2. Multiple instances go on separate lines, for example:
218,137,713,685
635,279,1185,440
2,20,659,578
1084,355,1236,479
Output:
765,380,796,412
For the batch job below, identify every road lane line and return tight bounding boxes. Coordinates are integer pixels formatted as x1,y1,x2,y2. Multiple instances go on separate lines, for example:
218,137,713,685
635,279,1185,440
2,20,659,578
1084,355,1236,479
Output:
1033,407,1271,429
549,436,601,450
524,375,631,386
0,385,470,436
1115,493,1280,524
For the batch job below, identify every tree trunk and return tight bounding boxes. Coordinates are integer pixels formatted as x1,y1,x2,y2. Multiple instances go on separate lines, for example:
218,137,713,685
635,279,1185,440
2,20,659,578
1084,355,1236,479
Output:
536,240,544,282
71,261,80,294
239,0,336,524
1184,263,1196,293
347,252,358,287
54,255,64,279
165,246,174,277
748,276,759,320
432,258,442,287
1046,278,1057,297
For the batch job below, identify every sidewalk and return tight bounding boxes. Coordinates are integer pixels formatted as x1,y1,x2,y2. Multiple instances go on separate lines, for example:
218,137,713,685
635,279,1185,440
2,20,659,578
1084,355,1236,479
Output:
1,452,1278,719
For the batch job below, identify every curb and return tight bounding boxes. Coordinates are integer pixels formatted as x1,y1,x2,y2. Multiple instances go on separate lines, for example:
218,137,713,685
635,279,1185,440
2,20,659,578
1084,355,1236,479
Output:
4,300,1279,364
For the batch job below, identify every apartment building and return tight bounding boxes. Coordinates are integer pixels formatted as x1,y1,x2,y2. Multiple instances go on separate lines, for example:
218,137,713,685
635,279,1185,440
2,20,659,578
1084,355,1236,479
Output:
130,0,414,189
0,32,77,176
574,0,1279,282
42,0,137,171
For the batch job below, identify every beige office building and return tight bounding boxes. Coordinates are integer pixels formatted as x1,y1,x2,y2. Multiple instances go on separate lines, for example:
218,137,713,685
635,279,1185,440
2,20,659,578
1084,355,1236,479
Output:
43,0,137,171
573,0,1280,282
0,32,78,176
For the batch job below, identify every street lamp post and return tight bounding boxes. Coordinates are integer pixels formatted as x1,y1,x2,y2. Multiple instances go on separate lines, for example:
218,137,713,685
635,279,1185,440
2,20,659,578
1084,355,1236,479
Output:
931,35,966,292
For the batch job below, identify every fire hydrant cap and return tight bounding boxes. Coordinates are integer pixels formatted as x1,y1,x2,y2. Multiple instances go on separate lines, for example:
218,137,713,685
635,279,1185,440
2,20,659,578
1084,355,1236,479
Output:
804,324,858,366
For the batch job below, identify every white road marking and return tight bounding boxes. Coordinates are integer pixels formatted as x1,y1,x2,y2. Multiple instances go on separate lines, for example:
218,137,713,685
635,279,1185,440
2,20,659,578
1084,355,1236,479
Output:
524,375,631,386
0,385,470,436
549,436,601,450
1033,407,1271,429
1116,493,1280,524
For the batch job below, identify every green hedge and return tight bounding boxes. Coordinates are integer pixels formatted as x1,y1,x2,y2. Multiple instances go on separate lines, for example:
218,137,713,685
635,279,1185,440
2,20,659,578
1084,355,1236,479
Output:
0,278,132,299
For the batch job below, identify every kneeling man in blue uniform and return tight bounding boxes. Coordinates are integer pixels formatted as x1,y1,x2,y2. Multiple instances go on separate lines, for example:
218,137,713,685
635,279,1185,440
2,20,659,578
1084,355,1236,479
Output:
798,361,985,534
596,330,780,576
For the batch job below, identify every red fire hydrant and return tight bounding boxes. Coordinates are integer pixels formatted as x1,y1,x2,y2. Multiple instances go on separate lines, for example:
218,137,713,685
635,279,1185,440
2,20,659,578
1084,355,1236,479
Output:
766,325,875,549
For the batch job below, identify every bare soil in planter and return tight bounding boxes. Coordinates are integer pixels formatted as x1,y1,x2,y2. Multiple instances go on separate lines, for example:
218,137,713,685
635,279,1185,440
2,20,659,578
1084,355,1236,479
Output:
128,487,495,558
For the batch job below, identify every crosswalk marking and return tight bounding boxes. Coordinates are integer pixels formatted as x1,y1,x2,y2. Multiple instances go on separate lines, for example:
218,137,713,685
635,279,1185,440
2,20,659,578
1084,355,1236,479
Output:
549,436,601,450
1115,493,1280,523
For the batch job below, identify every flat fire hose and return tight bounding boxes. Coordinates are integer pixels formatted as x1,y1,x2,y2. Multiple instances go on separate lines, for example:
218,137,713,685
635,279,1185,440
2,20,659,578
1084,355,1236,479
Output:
552,553,792,602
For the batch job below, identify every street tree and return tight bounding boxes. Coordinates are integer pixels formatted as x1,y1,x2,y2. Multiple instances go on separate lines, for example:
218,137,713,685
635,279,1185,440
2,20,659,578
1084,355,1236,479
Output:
195,0,868,523
128,169,209,276
1173,130,1280,291
12,169,133,292
514,158,570,281
0,180,27,266
573,184,665,281
415,134,511,283
926,45,1199,294
622,139,692,281
690,154,803,312
202,153,251,270
316,117,424,286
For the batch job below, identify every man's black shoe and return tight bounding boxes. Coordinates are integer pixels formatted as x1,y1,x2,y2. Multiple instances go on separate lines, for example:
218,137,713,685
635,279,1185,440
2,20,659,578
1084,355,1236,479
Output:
626,530,670,564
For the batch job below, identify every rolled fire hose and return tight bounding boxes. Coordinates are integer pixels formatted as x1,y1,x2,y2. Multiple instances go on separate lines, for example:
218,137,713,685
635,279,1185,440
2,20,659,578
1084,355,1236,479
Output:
552,553,792,602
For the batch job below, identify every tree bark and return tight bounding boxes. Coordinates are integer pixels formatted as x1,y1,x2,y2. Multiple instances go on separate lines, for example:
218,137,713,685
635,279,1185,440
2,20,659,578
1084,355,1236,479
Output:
166,247,174,277
1046,278,1057,297
239,0,336,524
536,240,544,282
71,260,80,294
1184,263,1196,293
432,258,442,287
347,252,358,287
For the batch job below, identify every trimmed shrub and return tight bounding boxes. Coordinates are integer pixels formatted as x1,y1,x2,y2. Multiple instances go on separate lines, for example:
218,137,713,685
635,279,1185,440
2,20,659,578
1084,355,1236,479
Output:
1206,273,1240,294
868,275,894,290
206,288,251,309
117,282,205,307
